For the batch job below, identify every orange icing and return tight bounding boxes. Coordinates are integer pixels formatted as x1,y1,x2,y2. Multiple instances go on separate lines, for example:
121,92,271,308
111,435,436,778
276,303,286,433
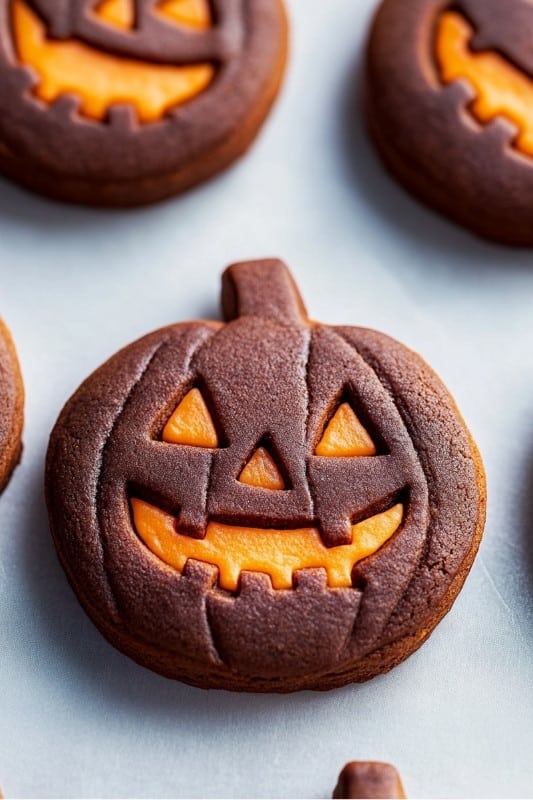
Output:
163,388,218,448
156,0,211,30
96,0,135,29
436,11,533,157
12,0,214,122
315,403,376,457
131,499,404,591
239,447,285,490
96,0,211,30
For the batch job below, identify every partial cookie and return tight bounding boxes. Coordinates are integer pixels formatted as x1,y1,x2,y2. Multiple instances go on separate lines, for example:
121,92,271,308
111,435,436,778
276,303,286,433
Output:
46,259,485,691
333,762,406,799
0,319,23,492
0,0,288,206
366,0,533,245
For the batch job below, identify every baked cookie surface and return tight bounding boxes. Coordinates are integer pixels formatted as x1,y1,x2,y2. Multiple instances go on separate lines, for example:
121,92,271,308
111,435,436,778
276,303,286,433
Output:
0,320,23,492
45,259,485,691
366,0,533,245
0,0,288,206
333,762,406,799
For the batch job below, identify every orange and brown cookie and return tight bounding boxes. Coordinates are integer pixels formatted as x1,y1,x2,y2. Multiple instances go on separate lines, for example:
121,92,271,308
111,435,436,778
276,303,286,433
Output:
45,259,485,691
0,0,288,206
333,762,406,799
0,319,23,492
366,0,533,245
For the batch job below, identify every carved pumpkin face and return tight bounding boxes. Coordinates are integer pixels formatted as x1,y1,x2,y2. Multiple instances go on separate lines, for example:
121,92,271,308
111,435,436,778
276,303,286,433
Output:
0,0,288,204
435,1,533,157
366,0,533,244
10,0,215,122
45,260,485,691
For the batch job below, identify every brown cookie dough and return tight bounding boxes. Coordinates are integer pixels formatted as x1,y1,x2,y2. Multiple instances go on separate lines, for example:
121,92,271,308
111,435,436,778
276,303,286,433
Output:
0,0,288,206
365,0,533,245
333,762,406,799
0,319,23,493
0,319,24,491
45,259,485,691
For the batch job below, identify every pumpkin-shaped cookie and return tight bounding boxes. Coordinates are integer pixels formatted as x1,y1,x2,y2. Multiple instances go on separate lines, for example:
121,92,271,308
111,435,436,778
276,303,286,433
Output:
366,0,533,244
0,0,288,206
0,319,23,492
45,260,486,691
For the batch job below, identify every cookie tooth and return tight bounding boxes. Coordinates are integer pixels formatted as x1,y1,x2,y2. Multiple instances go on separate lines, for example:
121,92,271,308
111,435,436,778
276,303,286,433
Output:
46,259,485,691
181,558,218,590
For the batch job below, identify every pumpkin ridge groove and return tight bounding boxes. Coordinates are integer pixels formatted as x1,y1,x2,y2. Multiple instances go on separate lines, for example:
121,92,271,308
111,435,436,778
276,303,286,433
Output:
332,328,431,647
302,326,314,522
187,321,231,448
334,328,429,496
96,338,169,621
155,327,227,664
336,328,476,649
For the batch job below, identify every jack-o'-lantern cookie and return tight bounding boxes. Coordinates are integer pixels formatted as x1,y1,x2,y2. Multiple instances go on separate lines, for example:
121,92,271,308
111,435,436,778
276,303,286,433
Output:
366,0,533,245
0,0,288,206
0,319,23,492
45,260,486,691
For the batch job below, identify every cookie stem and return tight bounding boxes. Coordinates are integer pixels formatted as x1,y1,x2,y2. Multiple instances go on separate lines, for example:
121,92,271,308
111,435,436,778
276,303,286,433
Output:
221,259,308,326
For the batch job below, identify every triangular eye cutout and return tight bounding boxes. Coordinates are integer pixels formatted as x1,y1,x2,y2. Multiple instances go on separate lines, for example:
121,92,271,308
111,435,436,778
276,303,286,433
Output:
156,0,211,29
96,0,134,29
162,388,218,448
239,447,286,490
315,403,377,457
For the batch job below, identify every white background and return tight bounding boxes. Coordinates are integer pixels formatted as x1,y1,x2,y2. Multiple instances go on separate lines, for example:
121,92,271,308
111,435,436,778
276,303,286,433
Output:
1,1,533,797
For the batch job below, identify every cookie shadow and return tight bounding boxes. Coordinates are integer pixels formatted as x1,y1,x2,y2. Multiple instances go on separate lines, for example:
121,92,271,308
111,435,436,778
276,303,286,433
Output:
18,448,350,734
339,50,533,270
0,174,194,245
0,175,129,230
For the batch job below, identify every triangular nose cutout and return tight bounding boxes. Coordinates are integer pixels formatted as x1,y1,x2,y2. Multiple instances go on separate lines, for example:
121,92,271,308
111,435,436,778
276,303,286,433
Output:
163,388,218,448
239,447,285,490
315,403,376,457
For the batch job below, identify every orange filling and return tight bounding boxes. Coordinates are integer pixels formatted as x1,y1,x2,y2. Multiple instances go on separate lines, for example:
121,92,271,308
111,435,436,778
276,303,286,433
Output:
163,388,218,448
96,0,135,29
12,0,214,122
156,0,212,30
436,11,533,156
238,447,286,490
131,499,404,591
315,403,376,457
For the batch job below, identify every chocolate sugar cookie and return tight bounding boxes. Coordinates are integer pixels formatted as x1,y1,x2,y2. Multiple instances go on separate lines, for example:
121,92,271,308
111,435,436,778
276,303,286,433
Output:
333,762,406,799
366,0,533,245
0,0,288,206
0,319,23,492
46,259,485,691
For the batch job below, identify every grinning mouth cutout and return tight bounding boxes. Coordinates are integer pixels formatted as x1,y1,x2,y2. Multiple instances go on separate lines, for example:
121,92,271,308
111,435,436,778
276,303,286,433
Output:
435,10,533,157
131,498,404,592
11,0,214,122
